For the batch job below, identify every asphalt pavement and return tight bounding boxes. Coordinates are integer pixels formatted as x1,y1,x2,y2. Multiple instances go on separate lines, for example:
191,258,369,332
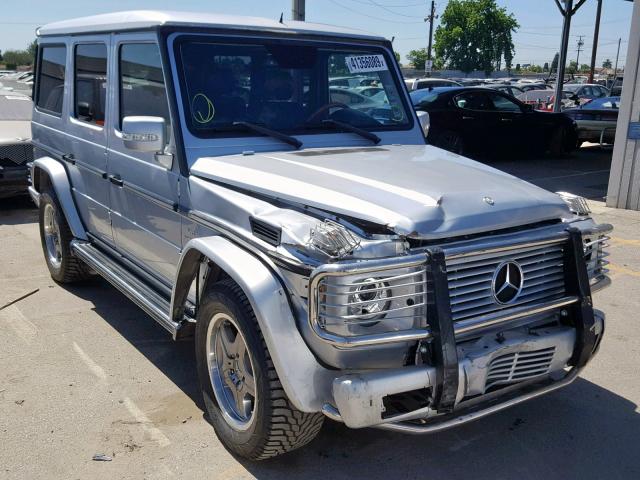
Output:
1,147,639,480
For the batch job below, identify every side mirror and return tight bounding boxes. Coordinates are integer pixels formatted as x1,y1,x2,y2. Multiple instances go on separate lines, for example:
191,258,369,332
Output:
416,110,430,137
77,101,93,119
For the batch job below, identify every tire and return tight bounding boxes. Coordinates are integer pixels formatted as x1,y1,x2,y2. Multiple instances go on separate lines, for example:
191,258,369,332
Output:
431,129,465,155
195,279,324,460
549,126,569,157
38,190,92,283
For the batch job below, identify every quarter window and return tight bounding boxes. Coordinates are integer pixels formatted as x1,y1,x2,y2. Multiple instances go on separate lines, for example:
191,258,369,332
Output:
36,45,67,115
74,44,107,126
119,43,170,129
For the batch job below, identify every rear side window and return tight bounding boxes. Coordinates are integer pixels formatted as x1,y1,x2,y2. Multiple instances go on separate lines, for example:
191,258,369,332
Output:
454,91,491,111
36,45,67,115
74,44,107,126
119,43,170,129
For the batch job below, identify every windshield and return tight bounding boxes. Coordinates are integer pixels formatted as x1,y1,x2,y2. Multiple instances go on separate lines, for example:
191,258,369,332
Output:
176,37,411,138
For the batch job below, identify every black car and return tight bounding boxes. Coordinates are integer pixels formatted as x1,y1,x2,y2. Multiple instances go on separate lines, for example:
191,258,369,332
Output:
486,84,524,97
410,87,577,157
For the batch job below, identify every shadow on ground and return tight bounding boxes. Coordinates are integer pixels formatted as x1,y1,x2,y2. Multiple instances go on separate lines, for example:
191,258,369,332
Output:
62,276,639,480
0,195,37,225
481,144,613,201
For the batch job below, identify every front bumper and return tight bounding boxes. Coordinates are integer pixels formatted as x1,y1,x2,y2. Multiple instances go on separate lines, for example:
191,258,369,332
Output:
323,310,604,431
320,228,607,432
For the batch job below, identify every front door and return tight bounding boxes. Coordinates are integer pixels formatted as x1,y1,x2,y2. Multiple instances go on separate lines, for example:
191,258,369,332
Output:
65,38,113,244
106,36,182,283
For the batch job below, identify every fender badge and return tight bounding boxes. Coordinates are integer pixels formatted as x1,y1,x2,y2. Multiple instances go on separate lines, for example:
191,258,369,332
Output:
483,196,495,206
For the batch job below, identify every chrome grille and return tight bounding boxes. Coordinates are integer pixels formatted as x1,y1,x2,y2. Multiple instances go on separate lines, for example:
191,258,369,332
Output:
447,242,566,322
0,143,33,166
486,347,556,389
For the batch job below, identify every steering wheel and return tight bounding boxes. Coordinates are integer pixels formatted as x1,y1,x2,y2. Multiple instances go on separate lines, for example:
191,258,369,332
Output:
305,102,351,124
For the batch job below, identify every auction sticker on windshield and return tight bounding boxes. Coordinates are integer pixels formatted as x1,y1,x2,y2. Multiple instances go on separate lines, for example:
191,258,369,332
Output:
345,54,387,74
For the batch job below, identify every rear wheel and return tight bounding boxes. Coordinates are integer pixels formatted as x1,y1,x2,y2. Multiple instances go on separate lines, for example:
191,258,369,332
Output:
38,190,91,283
195,279,324,460
549,126,570,156
431,129,465,155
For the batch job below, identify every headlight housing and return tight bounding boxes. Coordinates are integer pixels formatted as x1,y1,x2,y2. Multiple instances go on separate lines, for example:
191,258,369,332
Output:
309,255,428,341
583,232,610,290
557,191,591,216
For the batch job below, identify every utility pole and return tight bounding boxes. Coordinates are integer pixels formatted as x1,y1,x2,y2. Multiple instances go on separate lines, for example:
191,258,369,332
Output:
575,35,584,68
424,1,437,77
613,37,622,78
588,0,602,83
553,0,588,113
292,0,305,21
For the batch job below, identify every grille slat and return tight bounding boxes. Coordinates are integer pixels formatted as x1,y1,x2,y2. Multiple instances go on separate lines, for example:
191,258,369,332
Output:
485,347,556,389
446,242,566,322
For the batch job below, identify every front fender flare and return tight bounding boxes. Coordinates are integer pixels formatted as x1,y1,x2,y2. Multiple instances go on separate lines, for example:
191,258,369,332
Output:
171,236,332,413
31,157,87,240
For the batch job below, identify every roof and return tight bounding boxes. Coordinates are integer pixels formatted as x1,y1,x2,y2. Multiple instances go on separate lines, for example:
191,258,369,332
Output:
37,10,385,41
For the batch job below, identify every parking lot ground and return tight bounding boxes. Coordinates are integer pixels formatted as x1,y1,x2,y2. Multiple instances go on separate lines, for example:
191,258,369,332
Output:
1,148,640,480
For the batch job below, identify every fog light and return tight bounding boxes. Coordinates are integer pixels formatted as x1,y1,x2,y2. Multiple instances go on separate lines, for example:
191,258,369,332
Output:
348,278,391,325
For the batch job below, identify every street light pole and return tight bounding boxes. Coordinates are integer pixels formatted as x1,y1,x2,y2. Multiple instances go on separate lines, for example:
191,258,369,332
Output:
292,0,305,21
613,37,622,78
588,0,602,83
553,0,587,113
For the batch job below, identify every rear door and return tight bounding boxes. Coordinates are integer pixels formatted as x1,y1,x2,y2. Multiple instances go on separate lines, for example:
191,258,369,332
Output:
106,35,181,282
65,38,113,244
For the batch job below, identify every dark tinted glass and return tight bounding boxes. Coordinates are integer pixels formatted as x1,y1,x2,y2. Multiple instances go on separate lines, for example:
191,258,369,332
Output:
74,44,107,125
36,46,66,115
583,97,620,109
119,44,170,128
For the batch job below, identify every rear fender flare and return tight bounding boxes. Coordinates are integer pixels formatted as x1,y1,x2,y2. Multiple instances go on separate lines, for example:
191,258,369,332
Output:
171,236,331,412
31,157,87,240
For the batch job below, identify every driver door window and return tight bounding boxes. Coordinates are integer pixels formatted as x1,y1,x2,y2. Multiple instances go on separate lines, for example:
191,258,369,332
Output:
486,92,523,112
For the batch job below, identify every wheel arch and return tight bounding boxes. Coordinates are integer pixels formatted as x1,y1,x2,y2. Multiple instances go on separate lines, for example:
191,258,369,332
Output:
171,236,331,413
31,157,88,240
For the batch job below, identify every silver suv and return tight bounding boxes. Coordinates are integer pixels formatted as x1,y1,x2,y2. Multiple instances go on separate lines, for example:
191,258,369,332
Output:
29,11,611,460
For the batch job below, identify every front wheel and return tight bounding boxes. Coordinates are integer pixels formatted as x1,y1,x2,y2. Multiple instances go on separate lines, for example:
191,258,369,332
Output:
195,279,324,460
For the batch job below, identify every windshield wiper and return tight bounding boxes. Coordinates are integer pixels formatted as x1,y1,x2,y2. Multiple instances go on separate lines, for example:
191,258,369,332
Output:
233,121,302,149
320,119,381,145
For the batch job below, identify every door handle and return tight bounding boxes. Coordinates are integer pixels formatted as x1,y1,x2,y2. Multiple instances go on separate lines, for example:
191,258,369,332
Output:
108,174,124,187
462,116,475,120
62,153,76,165
499,118,513,122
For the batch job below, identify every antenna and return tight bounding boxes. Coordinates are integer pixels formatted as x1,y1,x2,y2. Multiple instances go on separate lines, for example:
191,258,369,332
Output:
279,12,284,24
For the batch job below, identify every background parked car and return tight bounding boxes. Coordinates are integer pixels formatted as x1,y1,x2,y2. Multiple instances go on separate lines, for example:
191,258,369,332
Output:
546,83,610,110
404,77,462,91
486,83,524,97
519,83,553,92
563,96,620,146
411,86,577,157
0,91,33,199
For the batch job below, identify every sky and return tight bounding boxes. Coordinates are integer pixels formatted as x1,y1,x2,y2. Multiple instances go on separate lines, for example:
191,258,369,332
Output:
0,0,633,70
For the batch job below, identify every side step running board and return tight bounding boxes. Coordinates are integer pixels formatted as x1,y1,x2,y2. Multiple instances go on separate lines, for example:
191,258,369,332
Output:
72,240,188,339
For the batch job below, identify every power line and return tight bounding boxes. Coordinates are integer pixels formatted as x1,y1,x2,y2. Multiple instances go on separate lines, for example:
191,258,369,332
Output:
328,0,424,23
366,0,423,17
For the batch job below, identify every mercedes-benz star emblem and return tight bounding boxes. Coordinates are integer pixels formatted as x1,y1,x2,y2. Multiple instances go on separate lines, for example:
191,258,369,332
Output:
483,196,495,206
491,261,524,304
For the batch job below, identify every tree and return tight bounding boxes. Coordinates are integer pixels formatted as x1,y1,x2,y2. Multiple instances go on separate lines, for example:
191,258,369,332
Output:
602,58,612,69
580,63,590,73
2,49,32,66
394,51,401,64
543,62,549,71
406,48,428,70
0,50,3,62
550,52,559,73
433,0,518,75
27,40,37,59
567,60,578,74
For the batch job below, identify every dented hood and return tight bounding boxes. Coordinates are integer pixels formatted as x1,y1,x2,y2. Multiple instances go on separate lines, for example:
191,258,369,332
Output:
190,144,570,238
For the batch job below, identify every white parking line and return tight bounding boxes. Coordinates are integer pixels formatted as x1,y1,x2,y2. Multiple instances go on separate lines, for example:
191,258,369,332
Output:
72,341,107,380
123,397,171,447
0,304,37,344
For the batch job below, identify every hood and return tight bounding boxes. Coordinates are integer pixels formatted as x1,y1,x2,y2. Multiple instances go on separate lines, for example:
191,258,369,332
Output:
190,144,570,238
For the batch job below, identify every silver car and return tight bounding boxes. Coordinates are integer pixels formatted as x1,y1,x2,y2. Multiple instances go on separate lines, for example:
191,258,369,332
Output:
29,11,611,460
